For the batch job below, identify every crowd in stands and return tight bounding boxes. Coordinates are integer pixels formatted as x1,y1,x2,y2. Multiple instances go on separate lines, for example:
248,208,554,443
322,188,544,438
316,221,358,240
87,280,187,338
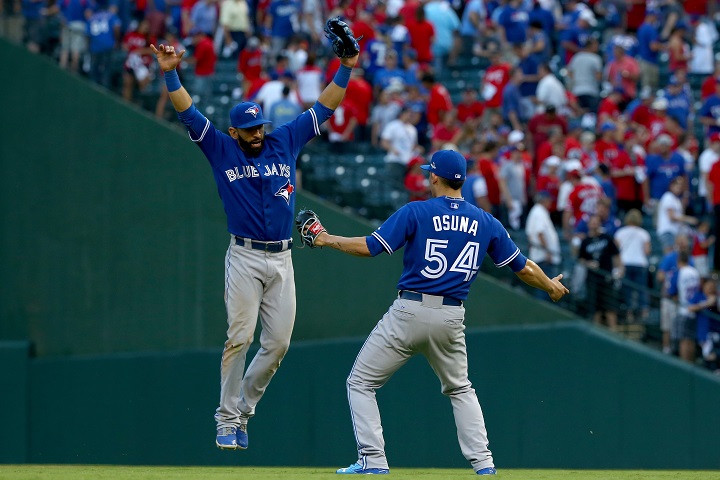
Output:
5,0,720,372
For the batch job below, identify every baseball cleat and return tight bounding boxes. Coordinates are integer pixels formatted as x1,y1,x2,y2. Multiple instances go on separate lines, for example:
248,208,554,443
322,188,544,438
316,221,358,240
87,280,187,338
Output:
336,462,389,474
216,426,238,450
476,467,497,475
237,423,248,449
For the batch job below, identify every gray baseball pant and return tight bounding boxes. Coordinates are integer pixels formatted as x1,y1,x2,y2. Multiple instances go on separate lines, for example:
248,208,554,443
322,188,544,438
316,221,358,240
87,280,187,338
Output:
346,296,494,471
215,237,296,427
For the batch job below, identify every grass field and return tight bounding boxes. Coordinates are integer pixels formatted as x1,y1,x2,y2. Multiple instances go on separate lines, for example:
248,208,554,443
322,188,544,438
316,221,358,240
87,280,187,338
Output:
1,466,719,480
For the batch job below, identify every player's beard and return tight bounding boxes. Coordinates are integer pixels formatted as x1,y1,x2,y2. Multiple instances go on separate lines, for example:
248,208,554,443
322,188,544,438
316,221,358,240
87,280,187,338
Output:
238,135,264,156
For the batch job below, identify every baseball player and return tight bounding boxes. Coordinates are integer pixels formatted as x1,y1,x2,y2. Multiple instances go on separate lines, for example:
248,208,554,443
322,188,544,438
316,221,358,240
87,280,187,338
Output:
296,150,569,475
150,18,361,450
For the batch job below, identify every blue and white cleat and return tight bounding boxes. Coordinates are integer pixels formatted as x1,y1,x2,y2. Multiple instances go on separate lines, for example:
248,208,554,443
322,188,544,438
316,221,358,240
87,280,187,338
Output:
477,467,497,475
216,426,238,450
336,462,389,474
237,423,248,449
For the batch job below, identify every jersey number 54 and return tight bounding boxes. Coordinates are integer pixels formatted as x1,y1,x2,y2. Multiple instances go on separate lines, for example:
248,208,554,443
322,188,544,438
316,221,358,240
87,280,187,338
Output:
421,239,481,282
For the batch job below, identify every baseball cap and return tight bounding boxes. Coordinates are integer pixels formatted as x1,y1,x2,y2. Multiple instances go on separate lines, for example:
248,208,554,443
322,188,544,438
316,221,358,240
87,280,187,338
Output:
710,132,720,143
508,130,525,144
579,8,597,26
652,97,669,110
230,102,272,129
421,150,467,181
544,155,561,167
600,121,617,133
656,133,674,146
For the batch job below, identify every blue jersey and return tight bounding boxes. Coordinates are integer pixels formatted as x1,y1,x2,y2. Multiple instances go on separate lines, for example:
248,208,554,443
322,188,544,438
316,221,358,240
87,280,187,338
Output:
269,0,298,39
700,95,720,135
498,6,528,45
664,91,692,129
646,153,685,199
87,11,120,53
637,22,660,64
366,196,527,300
180,104,326,241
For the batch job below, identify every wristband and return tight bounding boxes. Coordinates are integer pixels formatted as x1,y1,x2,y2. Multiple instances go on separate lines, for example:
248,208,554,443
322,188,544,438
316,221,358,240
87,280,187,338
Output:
164,69,182,92
333,64,352,88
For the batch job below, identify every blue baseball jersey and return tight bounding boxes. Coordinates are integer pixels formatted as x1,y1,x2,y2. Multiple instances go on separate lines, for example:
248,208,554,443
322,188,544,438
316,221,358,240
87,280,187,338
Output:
700,95,720,135
180,104,325,241
366,196,527,300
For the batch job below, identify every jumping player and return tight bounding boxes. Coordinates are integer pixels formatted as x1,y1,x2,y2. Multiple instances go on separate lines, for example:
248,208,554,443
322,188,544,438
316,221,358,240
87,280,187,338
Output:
304,150,569,475
150,20,359,451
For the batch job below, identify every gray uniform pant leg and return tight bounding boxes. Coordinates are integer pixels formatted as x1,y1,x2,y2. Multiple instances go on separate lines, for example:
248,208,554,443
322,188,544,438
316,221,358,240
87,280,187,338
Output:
419,308,494,472
347,298,494,471
215,241,296,427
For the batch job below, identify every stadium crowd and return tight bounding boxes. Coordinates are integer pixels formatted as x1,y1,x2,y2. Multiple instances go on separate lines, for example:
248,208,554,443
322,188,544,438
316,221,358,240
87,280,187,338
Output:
4,0,720,371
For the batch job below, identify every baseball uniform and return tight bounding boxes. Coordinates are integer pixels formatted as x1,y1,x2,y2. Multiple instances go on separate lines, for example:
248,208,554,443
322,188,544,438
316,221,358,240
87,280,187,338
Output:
177,99,333,439
336,151,528,474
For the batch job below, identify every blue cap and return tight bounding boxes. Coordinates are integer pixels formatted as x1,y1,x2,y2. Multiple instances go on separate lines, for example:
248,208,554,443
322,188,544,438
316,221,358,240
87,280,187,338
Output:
421,150,467,181
230,102,272,129
600,121,617,132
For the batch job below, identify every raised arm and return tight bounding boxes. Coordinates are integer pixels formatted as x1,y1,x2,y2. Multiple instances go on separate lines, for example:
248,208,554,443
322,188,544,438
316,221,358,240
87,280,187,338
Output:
151,43,191,113
316,54,359,110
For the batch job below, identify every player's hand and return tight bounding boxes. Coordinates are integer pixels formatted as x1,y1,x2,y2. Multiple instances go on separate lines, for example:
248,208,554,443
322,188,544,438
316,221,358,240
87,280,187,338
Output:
340,54,359,68
151,43,186,72
548,274,570,302
313,231,330,247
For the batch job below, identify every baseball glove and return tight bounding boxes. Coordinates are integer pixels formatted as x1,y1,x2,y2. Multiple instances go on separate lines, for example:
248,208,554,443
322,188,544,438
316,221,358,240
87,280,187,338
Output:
295,209,326,248
324,17,361,58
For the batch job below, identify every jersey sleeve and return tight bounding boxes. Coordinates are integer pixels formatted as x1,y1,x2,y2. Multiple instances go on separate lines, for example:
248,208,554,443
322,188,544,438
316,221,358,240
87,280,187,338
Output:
366,204,416,256
277,102,332,158
487,217,526,272
177,105,224,166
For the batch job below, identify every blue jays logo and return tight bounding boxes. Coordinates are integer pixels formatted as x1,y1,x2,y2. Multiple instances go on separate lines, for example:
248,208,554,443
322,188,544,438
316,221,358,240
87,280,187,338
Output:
245,106,260,117
275,180,295,204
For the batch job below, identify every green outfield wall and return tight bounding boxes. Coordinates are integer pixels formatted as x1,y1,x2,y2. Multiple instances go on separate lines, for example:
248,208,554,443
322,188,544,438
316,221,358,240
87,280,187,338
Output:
0,39,573,357
1,322,719,469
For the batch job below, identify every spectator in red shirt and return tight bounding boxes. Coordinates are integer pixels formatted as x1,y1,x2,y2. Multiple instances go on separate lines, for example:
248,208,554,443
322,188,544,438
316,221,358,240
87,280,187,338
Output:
701,62,720,100
480,47,511,111
457,87,485,124
345,68,373,142
707,158,720,269
476,140,505,217
597,87,624,126
422,72,453,126
646,96,671,141
431,109,461,151
121,19,154,102
606,43,640,101
595,121,621,167
528,104,568,154
407,6,435,67
327,103,358,149
611,144,646,216
535,126,565,172
239,36,263,99
536,155,562,218
630,86,655,130
404,156,430,202
350,10,376,45
187,28,216,102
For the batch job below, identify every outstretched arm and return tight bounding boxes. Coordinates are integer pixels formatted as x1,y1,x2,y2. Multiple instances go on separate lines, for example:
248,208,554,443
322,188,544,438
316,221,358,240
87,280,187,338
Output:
314,232,372,257
515,259,569,302
151,43,191,113
316,54,359,110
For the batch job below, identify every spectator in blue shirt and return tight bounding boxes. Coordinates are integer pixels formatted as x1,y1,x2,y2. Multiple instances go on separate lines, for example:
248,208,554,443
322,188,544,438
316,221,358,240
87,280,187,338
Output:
87,0,121,87
58,0,91,73
498,0,528,47
267,85,303,131
189,0,218,36
527,20,550,65
700,79,720,136
22,0,45,52
502,67,524,131
637,9,663,93
663,78,692,130
372,50,407,96
646,134,687,200
528,1,554,46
